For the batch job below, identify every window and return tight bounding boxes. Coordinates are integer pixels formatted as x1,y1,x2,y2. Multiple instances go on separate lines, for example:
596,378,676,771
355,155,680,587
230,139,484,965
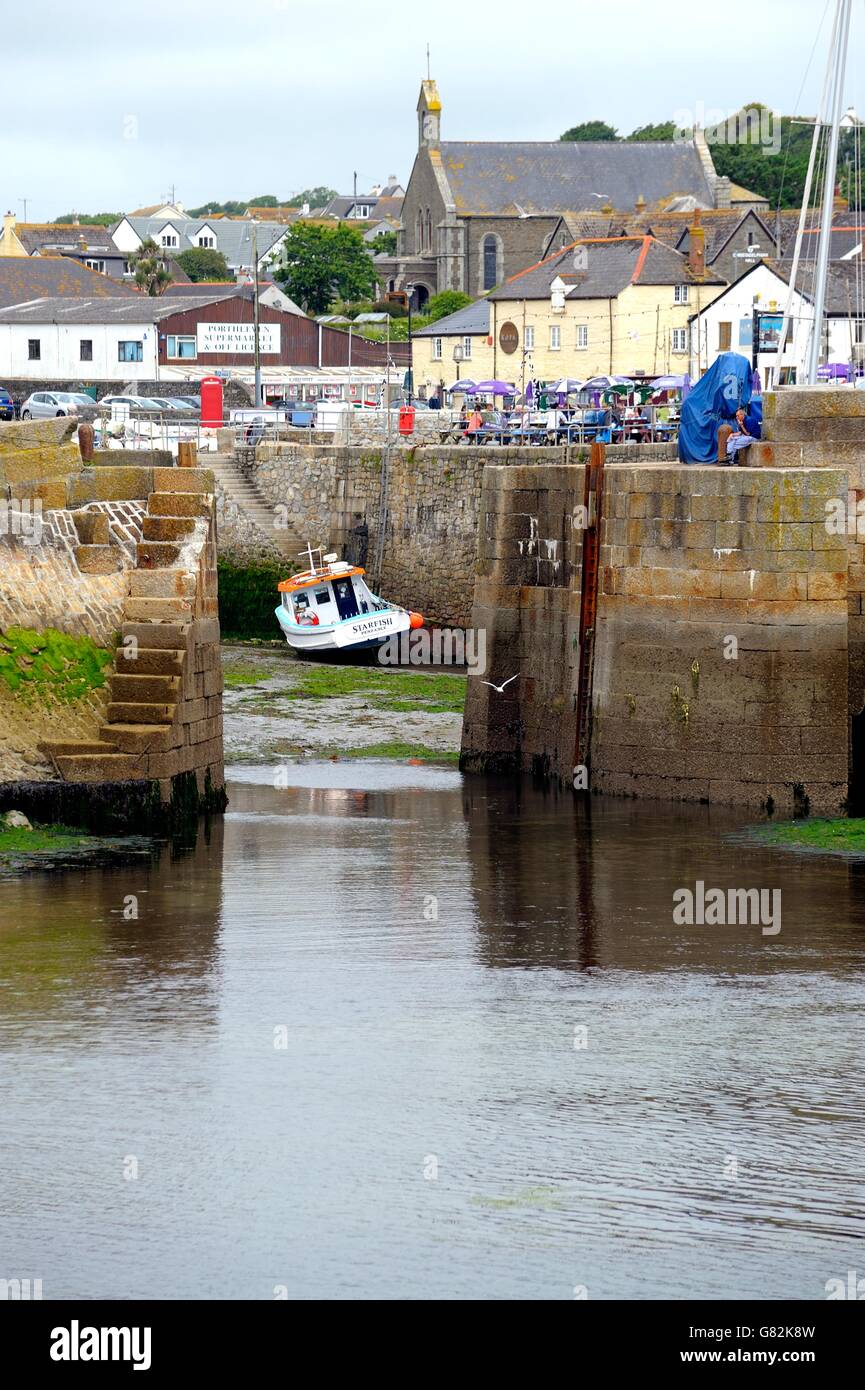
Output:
198,236,214,248
550,324,561,350
166,335,197,360
352,204,370,220
85,258,106,273
674,285,690,304
161,234,178,248
524,325,535,350
855,319,865,346
122,260,130,274
672,327,688,354
28,339,40,361
118,340,144,362
462,336,472,360
576,324,588,349
718,321,732,351
80,339,93,362
482,235,498,291
432,337,442,360
426,210,432,250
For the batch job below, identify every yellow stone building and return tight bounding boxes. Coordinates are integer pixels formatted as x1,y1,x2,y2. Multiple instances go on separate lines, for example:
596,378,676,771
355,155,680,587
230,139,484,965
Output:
412,234,727,394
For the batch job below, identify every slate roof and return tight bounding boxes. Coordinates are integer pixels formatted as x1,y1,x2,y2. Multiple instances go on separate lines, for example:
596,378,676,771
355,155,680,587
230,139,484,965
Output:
413,299,491,337
438,140,716,215
14,223,118,256
488,236,725,302
0,257,139,308
549,209,775,261
116,216,288,265
0,293,252,324
764,258,865,314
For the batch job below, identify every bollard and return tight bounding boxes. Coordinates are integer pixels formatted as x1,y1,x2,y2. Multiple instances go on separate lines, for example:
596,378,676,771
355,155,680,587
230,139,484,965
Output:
177,440,196,468
77,421,95,462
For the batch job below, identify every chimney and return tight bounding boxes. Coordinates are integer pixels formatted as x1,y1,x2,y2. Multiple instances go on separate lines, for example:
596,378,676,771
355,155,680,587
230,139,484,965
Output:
688,208,706,278
3,210,16,237
635,194,646,214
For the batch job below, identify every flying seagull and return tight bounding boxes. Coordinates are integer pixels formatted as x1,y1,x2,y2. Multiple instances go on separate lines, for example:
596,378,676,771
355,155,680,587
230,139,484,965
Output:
481,674,519,694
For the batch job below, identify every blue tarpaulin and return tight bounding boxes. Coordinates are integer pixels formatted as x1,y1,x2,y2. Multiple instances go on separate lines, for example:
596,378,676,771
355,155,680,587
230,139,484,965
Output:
678,352,754,463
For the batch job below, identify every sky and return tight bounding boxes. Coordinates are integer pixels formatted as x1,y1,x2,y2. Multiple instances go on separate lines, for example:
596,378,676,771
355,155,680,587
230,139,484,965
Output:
0,0,861,221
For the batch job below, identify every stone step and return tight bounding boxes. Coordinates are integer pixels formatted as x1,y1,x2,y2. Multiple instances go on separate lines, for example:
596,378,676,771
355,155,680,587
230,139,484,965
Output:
73,512,110,545
100,722,177,754
75,543,122,575
39,740,118,758
127,568,197,599
54,753,146,783
142,515,197,542
148,491,212,518
106,700,176,725
113,646,185,677
152,466,215,493
136,540,183,569
124,597,195,623
120,621,191,648
109,673,181,703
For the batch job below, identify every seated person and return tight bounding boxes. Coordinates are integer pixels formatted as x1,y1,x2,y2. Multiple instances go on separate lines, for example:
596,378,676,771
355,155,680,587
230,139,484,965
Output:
718,402,762,463
466,409,484,437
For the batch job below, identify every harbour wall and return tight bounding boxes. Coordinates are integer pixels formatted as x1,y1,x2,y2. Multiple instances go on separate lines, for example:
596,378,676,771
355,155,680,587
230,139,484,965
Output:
460,428,855,815
235,440,676,625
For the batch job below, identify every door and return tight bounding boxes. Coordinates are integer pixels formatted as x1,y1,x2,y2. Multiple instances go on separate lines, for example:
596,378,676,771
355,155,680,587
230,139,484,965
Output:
333,579,359,621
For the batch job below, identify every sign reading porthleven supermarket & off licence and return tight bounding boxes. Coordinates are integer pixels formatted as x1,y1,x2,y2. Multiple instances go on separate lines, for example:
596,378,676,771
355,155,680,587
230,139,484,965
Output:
198,322,281,355
499,321,519,354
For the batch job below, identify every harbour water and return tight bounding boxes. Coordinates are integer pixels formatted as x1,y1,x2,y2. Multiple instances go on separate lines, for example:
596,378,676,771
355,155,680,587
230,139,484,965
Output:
1,761,864,1300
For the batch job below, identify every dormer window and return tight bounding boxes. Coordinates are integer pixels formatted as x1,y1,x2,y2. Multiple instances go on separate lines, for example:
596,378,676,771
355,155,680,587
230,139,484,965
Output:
198,235,214,247
161,233,178,248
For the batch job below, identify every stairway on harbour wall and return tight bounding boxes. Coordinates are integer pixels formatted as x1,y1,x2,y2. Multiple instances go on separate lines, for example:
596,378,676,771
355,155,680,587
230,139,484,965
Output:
39,467,225,803
209,448,303,565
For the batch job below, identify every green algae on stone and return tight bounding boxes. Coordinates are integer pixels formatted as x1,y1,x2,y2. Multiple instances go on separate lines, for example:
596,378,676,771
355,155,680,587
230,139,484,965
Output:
752,818,865,857
0,627,113,702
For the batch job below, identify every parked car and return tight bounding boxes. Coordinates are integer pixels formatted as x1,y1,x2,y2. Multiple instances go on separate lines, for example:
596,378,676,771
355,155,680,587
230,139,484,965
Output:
163,397,197,412
20,391,95,419
97,394,162,411
0,386,14,421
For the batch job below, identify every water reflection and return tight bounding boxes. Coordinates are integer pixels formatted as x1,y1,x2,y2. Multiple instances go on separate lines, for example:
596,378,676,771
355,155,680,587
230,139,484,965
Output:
1,763,864,1301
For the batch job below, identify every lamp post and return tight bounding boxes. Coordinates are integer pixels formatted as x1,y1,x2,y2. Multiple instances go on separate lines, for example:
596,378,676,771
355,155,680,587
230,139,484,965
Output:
405,282,415,407
251,219,262,407
452,343,464,383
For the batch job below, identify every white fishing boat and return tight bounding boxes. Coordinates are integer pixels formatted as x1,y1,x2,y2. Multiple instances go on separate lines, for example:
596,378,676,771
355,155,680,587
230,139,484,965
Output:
275,544,423,654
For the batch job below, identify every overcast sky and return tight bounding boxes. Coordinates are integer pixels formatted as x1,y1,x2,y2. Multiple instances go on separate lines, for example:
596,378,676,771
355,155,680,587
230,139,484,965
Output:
1,0,861,221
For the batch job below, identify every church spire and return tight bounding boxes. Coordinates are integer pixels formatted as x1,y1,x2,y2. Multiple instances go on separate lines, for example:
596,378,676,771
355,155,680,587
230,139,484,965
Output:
418,80,442,150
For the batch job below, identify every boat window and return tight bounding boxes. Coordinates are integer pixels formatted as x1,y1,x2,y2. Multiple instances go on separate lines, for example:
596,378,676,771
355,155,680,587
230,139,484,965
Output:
314,589,330,603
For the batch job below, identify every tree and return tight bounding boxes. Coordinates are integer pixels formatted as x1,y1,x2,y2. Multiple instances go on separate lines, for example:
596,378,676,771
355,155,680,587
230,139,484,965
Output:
425,291,472,323
248,195,278,208
175,247,233,282
187,199,249,217
627,122,678,141
290,186,338,208
55,211,122,226
273,223,375,315
130,238,172,296
370,229,397,255
560,121,619,142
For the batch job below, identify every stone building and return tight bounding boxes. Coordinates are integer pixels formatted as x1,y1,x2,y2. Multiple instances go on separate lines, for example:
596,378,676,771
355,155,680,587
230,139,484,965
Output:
376,80,749,308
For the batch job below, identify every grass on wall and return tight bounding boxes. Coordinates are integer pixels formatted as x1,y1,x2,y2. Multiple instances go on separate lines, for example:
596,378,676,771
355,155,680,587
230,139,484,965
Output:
218,559,288,641
0,627,113,702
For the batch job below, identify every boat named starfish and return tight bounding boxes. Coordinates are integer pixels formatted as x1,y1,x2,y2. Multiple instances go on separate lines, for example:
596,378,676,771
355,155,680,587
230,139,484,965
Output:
275,545,424,655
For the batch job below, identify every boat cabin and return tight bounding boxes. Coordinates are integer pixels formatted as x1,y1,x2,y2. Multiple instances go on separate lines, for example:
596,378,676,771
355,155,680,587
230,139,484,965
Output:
278,562,389,627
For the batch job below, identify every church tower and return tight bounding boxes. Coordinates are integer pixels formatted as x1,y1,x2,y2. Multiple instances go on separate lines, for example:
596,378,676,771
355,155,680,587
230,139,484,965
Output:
417,80,442,150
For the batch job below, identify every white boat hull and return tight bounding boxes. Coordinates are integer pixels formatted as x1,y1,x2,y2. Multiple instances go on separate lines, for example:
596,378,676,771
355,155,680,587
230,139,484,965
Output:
277,607,411,653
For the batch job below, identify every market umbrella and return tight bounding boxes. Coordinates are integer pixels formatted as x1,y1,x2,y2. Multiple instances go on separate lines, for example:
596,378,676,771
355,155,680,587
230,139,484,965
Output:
445,379,477,393
549,377,584,393
583,375,634,391
473,379,516,396
651,375,687,390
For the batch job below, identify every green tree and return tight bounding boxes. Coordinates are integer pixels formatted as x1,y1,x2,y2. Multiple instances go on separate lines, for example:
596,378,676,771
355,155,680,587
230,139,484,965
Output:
290,186,338,208
55,211,122,226
175,247,234,282
560,121,619,142
129,237,172,296
187,199,249,217
370,229,398,255
248,195,278,208
274,223,375,315
627,122,678,141
425,291,472,322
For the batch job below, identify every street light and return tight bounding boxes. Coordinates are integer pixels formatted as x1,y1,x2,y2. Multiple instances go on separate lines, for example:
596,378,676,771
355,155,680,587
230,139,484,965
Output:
405,282,415,407
452,343,464,382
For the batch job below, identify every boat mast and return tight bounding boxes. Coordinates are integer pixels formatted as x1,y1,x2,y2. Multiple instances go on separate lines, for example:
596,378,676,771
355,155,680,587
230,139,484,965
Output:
807,0,853,385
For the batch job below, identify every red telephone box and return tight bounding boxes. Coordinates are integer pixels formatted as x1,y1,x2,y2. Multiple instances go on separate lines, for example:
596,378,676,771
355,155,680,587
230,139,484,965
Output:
200,375,224,428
